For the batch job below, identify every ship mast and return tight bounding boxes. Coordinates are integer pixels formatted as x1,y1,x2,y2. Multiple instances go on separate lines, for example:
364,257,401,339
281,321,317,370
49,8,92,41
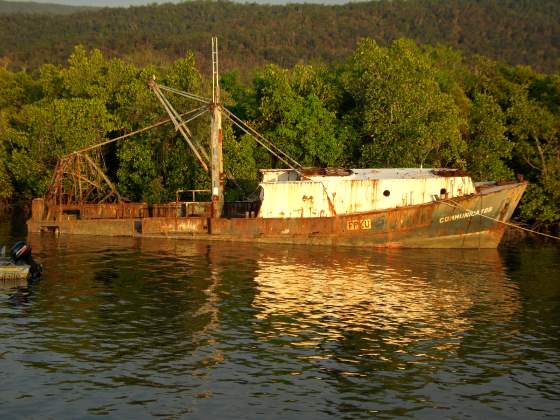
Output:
146,38,304,215
210,36,224,218
46,38,310,219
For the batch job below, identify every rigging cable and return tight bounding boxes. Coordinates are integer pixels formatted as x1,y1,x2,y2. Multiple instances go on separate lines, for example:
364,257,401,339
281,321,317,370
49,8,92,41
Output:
157,84,211,104
222,109,300,171
442,199,560,241
151,84,210,167
221,107,302,170
69,108,207,156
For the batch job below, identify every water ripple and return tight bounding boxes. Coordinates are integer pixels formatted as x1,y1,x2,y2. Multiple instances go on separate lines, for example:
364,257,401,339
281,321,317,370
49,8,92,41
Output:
0,232,559,418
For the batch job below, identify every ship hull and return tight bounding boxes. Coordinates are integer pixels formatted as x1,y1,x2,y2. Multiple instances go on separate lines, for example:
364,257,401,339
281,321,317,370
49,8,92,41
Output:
27,182,527,249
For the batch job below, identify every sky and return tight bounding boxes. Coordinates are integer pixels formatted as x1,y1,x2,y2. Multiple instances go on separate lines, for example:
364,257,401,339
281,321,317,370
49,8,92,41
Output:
8,1,180,6
5,0,351,6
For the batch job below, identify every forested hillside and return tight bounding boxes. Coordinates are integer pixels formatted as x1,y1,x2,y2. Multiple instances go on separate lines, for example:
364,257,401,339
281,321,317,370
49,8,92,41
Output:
1,40,559,230
0,0,94,14
0,0,558,73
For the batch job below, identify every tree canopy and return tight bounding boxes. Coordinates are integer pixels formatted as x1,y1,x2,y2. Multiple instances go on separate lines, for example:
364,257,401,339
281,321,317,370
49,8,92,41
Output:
0,38,559,231
0,0,558,74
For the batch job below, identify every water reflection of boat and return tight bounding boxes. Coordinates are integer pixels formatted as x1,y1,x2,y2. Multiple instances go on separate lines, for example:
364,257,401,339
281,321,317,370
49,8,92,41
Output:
250,246,521,353
26,234,522,357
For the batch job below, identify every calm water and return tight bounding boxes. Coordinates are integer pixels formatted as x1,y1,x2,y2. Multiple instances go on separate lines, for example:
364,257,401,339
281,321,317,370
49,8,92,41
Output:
0,218,559,419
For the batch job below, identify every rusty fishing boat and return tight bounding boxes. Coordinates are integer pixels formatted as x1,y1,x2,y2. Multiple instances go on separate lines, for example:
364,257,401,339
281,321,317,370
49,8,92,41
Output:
27,38,527,248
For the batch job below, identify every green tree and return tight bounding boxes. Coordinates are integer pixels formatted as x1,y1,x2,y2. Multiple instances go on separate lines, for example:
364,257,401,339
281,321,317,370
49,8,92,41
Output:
466,93,513,181
116,137,158,203
252,64,348,168
0,116,13,201
342,38,466,168
2,97,116,199
508,89,560,227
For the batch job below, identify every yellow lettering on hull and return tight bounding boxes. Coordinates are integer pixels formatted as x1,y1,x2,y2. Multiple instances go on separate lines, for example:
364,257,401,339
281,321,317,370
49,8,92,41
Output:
439,207,494,224
347,219,372,231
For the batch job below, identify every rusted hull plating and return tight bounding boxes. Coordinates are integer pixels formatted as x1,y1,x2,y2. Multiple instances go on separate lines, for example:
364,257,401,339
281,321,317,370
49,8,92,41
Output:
27,182,527,248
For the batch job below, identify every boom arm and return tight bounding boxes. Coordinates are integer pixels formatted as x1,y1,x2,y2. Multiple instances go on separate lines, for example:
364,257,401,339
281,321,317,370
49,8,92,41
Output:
149,78,210,172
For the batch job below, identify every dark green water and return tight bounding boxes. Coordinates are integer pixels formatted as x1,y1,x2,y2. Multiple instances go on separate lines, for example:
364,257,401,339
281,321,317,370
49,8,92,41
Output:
1,219,559,419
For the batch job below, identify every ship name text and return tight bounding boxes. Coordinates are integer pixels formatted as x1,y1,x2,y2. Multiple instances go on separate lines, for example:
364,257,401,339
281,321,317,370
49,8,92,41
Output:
439,207,494,224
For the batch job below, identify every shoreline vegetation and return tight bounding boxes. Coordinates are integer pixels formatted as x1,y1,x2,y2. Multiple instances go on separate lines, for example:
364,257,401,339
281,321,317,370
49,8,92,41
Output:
0,2,558,233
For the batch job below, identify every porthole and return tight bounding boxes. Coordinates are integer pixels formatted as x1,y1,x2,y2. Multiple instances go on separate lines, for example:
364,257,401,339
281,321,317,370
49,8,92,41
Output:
440,188,447,195
383,190,390,197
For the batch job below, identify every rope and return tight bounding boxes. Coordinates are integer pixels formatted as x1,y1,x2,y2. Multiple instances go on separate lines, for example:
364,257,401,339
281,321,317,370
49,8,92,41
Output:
221,107,302,170
152,84,210,166
442,199,560,241
70,108,206,155
71,118,172,155
222,109,300,171
219,107,344,212
152,81,304,171
157,84,211,104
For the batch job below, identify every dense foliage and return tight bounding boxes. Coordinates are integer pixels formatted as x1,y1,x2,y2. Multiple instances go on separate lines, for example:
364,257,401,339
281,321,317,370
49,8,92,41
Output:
0,38,559,231
0,0,558,73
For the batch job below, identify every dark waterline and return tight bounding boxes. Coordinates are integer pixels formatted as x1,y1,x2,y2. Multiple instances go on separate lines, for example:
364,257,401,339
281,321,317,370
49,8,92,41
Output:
1,219,559,418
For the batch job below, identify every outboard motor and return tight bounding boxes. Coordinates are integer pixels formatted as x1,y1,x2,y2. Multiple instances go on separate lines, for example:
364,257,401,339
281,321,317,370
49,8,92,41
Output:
9,241,42,280
11,241,32,263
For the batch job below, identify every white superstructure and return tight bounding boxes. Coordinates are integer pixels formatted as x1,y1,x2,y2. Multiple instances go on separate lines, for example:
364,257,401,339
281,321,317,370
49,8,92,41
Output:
258,168,476,218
